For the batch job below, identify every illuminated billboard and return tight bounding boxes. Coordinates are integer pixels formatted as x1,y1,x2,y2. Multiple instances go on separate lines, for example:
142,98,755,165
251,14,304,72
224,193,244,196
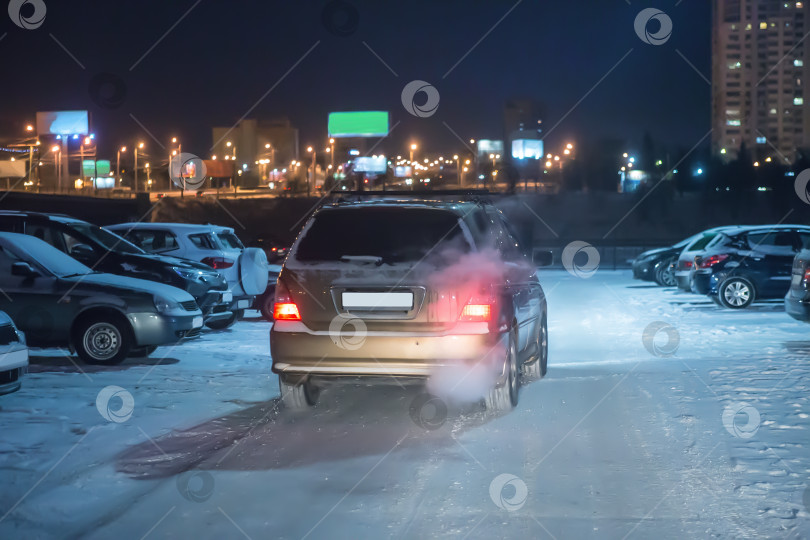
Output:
82,160,111,177
328,111,389,138
476,139,503,157
512,139,544,160
394,165,413,177
36,110,89,135
354,156,387,173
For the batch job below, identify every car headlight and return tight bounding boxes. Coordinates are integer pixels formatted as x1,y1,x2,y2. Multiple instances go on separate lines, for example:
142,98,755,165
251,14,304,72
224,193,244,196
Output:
154,294,180,313
172,266,203,281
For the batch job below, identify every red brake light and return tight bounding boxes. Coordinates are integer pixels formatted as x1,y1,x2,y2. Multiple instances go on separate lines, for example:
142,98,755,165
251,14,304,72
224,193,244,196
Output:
201,256,234,269
459,302,492,322
803,267,810,283
684,260,693,269
273,303,301,321
699,254,729,269
273,280,301,321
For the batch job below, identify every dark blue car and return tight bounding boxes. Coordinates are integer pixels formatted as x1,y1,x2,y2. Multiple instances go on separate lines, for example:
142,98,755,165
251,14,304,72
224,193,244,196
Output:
692,225,810,309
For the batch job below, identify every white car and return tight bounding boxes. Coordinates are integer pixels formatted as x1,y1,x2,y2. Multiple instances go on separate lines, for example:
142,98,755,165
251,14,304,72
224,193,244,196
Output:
0,311,28,395
107,223,269,329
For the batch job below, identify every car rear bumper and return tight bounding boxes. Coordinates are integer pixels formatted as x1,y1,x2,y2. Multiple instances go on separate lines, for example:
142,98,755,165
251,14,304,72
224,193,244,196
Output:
270,320,504,379
674,271,692,291
692,271,714,295
785,293,810,322
127,311,204,346
230,295,255,312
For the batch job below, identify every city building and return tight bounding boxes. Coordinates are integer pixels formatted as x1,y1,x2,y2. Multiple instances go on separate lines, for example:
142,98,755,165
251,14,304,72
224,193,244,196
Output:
712,0,810,162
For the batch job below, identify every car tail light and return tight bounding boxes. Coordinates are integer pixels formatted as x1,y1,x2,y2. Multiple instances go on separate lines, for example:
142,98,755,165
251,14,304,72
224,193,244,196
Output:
201,256,234,269
699,254,729,269
273,281,301,321
459,294,494,322
803,267,810,284
683,260,693,269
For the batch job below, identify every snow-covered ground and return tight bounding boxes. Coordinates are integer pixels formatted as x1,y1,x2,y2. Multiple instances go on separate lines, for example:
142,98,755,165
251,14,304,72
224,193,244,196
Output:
0,270,808,539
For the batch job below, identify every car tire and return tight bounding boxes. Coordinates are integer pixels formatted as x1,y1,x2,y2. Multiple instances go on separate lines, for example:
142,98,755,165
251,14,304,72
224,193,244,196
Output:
717,276,756,309
279,376,319,410
654,258,677,287
485,330,518,412
205,312,237,330
522,315,548,381
73,315,132,365
128,345,158,358
259,288,276,321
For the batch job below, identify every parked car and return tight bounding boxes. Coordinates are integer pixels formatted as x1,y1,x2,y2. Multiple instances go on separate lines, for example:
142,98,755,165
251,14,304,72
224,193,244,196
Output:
673,226,737,292
270,200,552,412
0,310,28,395
254,263,281,320
0,232,204,364
692,225,810,308
107,223,269,329
785,248,810,322
0,211,232,327
632,233,706,287
248,234,289,263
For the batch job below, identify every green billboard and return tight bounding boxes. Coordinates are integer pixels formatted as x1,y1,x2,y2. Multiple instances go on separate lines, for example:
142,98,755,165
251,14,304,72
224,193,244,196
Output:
328,111,389,138
82,160,111,177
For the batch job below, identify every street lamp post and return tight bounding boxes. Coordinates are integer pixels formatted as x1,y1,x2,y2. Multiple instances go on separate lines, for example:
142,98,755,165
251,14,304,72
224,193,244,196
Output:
454,154,461,186
134,142,144,191
307,146,315,196
117,146,126,184
51,145,61,190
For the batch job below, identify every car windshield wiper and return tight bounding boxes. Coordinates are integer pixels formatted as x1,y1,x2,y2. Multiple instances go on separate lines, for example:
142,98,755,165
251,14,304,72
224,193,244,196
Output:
339,255,383,265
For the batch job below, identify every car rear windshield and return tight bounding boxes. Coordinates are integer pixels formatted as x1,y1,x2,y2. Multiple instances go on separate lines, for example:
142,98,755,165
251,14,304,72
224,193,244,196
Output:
216,232,244,250
687,233,717,251
294,207,470,263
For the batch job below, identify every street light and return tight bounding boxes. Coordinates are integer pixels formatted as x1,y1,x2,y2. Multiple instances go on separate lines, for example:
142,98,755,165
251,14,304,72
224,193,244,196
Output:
410,143,418,164
307,146,315,196
117,146,126,182
134,142,145,191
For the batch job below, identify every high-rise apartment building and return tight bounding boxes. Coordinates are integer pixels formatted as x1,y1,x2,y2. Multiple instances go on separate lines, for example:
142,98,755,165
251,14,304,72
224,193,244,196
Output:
712,0,810,162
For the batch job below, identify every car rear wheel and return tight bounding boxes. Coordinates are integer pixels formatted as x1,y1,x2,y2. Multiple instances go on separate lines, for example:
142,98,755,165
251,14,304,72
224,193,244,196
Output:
522,316,547,381
74,316,131,365
654,258,677,287
279,376,319,410
717,277,756,309
259,287,276,321
205,310,240,330
485,331,518,412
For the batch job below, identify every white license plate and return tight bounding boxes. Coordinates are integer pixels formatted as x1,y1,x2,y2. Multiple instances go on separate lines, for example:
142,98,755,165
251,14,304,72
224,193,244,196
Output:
237,299,250,309
222,291,233,303
192,316,203,328
792,273,802,286
342,292,413,310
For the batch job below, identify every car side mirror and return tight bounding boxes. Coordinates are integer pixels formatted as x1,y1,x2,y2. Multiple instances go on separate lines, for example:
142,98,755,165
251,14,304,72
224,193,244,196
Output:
11,261,39,277
533,249,554,267
69,243,95,261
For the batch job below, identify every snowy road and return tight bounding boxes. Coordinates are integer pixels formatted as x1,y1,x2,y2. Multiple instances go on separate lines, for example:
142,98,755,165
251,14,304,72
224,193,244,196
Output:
1,271,809,539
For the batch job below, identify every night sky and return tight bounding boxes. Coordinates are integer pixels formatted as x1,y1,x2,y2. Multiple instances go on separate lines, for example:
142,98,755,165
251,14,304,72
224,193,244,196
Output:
1,0,711,159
